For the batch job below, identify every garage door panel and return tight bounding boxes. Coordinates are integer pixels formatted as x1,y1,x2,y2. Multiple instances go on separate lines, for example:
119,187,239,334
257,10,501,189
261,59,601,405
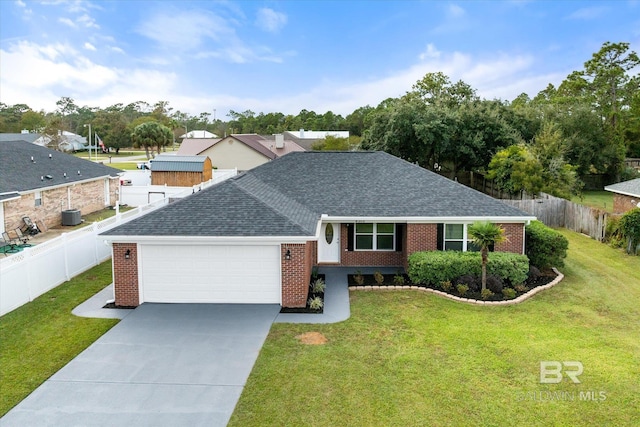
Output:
141,245,280,304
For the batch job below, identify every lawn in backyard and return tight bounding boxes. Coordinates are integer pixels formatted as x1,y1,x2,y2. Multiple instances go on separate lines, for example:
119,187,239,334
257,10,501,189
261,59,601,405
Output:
230,230,640,426
571,190,614,213
0,261,118,416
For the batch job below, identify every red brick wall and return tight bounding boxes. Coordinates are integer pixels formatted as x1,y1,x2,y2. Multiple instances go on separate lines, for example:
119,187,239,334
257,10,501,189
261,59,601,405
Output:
3,178,118,231
281,243,312,307
113,243,140,307
495,223,525,254
403,223,438,270
613,193,639,214
339,223,404,267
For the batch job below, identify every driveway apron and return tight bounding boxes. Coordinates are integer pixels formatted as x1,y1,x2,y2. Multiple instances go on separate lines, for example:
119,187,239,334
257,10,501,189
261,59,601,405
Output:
1,303,280,427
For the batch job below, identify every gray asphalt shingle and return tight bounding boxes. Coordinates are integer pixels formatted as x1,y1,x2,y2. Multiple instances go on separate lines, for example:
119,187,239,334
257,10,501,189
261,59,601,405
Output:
102,151,532,238
0,140,121,194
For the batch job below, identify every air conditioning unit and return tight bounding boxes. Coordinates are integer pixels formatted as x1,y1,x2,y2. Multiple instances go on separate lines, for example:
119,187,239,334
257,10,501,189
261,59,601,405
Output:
62,209,82,226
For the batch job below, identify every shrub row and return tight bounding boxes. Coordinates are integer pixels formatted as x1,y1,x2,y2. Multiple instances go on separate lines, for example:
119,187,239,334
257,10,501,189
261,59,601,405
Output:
525,220,568,269
407,251,529,287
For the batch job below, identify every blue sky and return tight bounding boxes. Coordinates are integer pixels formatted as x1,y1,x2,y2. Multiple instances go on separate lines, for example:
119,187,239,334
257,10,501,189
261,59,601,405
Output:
1,1,638,119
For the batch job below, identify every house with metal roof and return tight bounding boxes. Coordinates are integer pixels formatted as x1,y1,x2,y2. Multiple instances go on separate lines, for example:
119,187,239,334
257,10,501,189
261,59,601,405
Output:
177,133,304,171
101,151,535,309
0,140,121,234
150,155,213,186
605,178,640,213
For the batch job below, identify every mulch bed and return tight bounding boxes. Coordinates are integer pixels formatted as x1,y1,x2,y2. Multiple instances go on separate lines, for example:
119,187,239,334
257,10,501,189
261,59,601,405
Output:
347,271,558,302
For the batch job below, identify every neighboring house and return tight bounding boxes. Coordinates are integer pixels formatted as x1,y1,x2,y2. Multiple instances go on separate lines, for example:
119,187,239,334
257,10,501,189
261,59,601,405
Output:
284,129,350,150
0,132,47,146
177,133,304,171
150,155,213,186
0,140,122,234
605,178,640,214
179,130,218,139
101,151,535,308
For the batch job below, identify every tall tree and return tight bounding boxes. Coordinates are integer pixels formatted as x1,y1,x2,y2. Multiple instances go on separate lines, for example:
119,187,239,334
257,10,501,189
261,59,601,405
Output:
131,121,172,159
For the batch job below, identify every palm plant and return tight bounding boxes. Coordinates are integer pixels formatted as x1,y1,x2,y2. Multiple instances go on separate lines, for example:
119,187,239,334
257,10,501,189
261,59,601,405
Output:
468,221,507,291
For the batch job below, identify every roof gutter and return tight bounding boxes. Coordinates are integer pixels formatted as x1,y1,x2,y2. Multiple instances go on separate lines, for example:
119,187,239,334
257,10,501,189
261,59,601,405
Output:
100,234,314,245
603,187,640,198
320,215,537,223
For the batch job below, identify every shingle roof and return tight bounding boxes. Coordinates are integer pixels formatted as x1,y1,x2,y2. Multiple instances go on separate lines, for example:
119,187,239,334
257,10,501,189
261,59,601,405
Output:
227,134,277,160
605,178,640,198
0,133,41,143
150,155,208,172
0,140,121,194
101,151,532,238
176,138,220,156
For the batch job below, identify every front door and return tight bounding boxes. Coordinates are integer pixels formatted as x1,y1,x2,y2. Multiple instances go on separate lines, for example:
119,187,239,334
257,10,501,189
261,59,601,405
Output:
318,222,340,263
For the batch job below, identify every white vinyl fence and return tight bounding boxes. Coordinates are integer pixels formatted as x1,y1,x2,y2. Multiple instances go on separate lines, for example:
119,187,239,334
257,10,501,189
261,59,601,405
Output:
119,169,237,206
0,200,169,316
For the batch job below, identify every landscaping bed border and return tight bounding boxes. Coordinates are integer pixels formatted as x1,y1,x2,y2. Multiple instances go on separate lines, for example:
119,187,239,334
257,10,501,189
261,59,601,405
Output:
348,268,564,305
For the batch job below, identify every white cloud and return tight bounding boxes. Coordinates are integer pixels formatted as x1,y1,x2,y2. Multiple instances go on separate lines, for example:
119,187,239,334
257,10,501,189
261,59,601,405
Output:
136,9,230,50
59,17,76,28
566,6,608,20
419,44,441,60
84,42,96,51
448,4,466,17
256,8,287,33
78,13,99,29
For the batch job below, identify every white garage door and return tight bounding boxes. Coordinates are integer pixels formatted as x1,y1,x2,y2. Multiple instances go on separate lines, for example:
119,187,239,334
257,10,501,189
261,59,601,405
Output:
140,245,280,304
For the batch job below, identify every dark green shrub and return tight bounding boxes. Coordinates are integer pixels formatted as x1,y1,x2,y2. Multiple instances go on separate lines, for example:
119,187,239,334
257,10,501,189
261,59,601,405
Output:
456,284,469,296
528,265,541,279
454,274,480,292
408,251,529,286
525,220,568,269
373,270,385,285
486,275,503,293
619,208,640,255
393,274,405,286
481,289,494,300
502,288,517,299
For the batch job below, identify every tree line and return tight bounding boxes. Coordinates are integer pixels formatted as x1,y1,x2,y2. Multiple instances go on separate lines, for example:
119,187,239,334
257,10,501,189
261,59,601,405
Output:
1,41,638,196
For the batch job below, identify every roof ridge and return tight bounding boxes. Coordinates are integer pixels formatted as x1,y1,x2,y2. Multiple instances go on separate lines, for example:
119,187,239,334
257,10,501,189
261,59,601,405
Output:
233,173,319,234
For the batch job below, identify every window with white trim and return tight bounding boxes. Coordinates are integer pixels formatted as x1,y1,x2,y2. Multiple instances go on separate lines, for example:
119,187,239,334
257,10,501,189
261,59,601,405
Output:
355,223,395,251
443,224,480,252
34,191,42,207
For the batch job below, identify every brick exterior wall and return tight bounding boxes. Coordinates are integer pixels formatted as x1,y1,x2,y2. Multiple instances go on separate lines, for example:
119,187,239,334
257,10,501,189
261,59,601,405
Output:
281,243,313,307
403,223,439,270
613,193,639,214
494,223,525,254
339,223,404,267
113,243,140,307
3,178,118,231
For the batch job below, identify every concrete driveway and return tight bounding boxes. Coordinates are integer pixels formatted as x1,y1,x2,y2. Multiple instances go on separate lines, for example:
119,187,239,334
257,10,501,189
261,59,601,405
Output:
2,303,280,427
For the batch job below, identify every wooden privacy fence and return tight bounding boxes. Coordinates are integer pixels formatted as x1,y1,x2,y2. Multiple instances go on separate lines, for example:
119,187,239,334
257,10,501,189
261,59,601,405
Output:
502,194,608,241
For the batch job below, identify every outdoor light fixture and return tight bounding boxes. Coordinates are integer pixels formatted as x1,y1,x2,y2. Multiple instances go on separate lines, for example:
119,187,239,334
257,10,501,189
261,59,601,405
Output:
285,249,291,260
124,249,131,259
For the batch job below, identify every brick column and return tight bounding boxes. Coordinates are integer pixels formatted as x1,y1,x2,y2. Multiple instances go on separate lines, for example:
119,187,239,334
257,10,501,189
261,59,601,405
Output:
113,243,140,307
281,243,312,307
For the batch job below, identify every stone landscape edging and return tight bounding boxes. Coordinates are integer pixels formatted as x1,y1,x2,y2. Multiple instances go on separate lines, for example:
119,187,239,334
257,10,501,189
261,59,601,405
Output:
348,268,564,306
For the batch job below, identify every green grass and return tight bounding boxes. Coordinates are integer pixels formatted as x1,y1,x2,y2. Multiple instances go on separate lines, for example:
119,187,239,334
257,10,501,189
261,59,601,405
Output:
230,230,640,427
0,262,118,416
105,162,139,170
571,191,613,212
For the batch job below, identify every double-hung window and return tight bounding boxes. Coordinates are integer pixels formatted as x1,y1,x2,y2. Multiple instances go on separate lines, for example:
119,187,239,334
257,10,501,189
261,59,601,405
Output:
443,224,480,252
34,191,42,207
355,223,395,251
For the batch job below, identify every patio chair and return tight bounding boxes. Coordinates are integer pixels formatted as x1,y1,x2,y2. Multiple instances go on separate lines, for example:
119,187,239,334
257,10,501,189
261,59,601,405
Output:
1,231,20,255
15,228,32,247
22,216,41,235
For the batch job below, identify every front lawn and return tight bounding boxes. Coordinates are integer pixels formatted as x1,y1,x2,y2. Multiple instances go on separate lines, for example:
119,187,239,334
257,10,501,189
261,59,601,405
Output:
0,262,118,416
230,230,640,426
